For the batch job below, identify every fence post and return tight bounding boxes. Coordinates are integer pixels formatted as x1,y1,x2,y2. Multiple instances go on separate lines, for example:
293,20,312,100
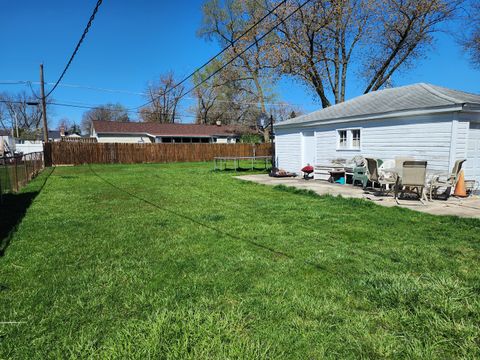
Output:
13,156,18,192
0,158,3,204
24,155,28,184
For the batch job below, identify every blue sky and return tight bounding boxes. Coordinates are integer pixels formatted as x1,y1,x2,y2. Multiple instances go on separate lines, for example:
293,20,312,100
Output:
1,0,480,129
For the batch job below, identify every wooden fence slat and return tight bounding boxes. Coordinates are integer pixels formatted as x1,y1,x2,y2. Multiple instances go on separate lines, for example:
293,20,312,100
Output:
44,142,272,166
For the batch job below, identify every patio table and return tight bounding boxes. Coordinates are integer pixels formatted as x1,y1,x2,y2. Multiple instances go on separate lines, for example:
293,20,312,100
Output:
381,167,446,197
315,165,353,183
382,167,445,182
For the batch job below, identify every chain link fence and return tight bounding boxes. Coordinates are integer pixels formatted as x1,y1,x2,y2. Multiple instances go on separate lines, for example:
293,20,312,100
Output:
0,152,44,203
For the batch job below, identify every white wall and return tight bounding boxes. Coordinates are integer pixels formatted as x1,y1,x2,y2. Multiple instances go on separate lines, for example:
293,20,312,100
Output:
275,131,302,171
16,143,43,154
276,113,463,175
319,114,455,172
465,122,480,184
96,135,153,143
215,137,237,144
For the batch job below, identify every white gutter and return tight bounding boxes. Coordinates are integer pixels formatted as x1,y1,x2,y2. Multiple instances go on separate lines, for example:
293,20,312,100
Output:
275,104,464,129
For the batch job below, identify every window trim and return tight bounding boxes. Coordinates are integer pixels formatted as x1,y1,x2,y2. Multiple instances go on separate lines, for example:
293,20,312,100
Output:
337,130,348,149
336,128,362,151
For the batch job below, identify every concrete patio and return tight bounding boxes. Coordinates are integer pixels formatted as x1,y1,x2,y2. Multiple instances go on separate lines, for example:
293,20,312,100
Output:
236,174,480,219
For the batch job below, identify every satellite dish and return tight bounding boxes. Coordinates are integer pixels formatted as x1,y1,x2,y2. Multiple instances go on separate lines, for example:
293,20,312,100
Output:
256,113,268,129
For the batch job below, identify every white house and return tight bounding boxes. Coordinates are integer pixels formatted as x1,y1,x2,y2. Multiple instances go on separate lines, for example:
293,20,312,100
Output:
0,129,15,156
274,83,480,184
91,120,252,144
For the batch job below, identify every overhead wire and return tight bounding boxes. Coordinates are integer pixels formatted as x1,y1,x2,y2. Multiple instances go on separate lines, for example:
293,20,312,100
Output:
44,0,104,98
2,0,314,116
178,0,312,103
3,79,316,108
131,0,289,111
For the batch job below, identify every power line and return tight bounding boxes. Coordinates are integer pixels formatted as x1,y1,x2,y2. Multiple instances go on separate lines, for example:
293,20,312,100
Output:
0,100,25,104
0,81,28,85
180,0,311,102
131,0,288,111
3,79,318,108
45,0,104,98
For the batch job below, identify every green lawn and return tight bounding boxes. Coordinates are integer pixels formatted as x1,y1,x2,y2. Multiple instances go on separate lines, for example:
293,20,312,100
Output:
1,162,479,359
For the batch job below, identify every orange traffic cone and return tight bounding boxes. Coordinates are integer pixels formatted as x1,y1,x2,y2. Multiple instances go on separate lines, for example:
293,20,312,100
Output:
454,170,467,197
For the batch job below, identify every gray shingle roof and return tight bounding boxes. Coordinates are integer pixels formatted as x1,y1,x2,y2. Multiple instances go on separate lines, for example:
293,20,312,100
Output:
277,83,480,127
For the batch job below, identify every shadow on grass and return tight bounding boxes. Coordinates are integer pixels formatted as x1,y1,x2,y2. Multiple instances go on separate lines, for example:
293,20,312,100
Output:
0,167,55,257
88,165,328,272
0,192,38,256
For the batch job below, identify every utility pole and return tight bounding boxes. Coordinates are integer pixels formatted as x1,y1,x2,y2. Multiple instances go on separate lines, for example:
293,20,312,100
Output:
39,64,49,143
269,114,275,169
12,110,19,138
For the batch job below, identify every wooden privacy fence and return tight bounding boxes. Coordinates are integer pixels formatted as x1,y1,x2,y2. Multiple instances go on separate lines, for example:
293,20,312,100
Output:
44,142,272,166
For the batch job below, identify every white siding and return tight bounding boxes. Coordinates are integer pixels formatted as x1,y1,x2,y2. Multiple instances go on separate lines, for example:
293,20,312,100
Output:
97,135,153,143
454,120,469,163
215,137,237,144
465,123,480,184
311,114,454,172
275,130,302,172
276,113,461,176
16,143,43,154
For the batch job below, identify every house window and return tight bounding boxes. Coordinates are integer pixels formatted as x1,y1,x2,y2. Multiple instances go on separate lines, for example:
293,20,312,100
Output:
337,129,361,150
352,129,361,149
338,130,348,148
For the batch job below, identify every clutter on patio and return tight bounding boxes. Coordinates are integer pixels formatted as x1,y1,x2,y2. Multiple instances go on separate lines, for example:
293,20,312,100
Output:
269,167,297,178
301,165,314,180
237,173,480,219
299,155,478,205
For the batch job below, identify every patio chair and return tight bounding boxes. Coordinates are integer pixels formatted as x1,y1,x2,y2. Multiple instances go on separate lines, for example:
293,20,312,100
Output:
395,156,414,169
395,161,427,205
365,157,397,195
352,165,368,188
429,159,466,200
351,157,368,188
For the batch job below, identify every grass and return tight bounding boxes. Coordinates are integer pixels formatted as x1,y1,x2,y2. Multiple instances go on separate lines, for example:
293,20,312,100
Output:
0,162,479,359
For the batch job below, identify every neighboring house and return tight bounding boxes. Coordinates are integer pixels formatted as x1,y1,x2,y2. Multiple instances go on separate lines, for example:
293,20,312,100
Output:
13,128,79,154
274,83,480,184
49,127,81,141
0,129,15,156
90,120,250,144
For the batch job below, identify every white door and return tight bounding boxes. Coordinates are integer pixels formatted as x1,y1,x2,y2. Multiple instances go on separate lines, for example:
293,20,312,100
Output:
465,123,480,184
302,131,316,166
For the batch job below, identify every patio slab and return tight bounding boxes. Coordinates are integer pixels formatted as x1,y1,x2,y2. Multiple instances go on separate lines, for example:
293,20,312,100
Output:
236,174,480,219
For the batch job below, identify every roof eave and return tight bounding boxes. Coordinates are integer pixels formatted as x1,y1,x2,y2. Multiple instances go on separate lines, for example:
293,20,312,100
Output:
94,131,239,138
462,103,480,111
275,104,466,129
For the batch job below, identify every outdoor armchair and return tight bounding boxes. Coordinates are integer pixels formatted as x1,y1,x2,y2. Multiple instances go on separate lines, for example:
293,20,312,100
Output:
429,159,466,200
395,161,428,204
365,157,397,194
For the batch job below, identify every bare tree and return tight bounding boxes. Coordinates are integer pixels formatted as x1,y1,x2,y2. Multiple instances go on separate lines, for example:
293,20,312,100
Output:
81,103,130,133
362,0,460,93
193,59,250,125
459,1,480,68
266,0,460,107
139,72,185,123
58,117,71,131
0,91,45,136
268,102,305,123
198,0,279,139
